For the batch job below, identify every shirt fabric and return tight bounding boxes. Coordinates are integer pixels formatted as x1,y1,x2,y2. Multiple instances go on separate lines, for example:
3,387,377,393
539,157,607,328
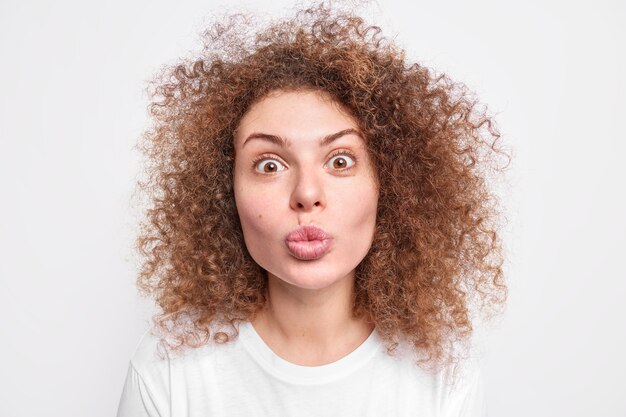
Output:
116,321,486,417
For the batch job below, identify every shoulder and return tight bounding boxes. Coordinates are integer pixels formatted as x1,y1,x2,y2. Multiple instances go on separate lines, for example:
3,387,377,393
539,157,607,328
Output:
379,337,486,414
129,321,230,370
129,318,243,378
438,357,487,417
364,337,486,416
126,327,172,391
129,327,165,365
117,328,174,417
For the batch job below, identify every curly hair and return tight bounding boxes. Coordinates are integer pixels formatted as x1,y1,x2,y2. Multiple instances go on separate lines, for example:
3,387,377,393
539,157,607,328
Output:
135,1,508,371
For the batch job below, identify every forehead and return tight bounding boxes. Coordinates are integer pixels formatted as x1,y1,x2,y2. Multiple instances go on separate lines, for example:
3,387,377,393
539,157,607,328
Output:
233,90,361,148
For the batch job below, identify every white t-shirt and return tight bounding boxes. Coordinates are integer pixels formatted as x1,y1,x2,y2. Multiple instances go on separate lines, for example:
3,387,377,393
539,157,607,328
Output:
116,321,486,416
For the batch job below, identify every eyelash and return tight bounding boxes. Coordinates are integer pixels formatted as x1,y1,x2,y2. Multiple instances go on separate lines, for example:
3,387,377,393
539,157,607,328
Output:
251,150,358,175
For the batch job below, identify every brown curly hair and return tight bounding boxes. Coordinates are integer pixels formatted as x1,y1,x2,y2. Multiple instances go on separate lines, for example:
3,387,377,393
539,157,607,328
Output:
135,1,508,371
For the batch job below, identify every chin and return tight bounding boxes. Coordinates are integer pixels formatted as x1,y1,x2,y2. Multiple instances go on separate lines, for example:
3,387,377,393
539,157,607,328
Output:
270,267,354,291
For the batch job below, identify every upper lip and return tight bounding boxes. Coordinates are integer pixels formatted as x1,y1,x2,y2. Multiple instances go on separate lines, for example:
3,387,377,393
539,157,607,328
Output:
285,225,333,242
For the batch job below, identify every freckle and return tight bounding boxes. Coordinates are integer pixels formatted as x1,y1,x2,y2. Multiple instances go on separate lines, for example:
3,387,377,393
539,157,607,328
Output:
258,214,262,219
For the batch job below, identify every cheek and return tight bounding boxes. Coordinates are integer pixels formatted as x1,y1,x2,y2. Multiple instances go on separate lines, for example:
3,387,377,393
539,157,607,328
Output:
239,207,273,239
342,182,378,222
234,183,280,239
233,187,284,271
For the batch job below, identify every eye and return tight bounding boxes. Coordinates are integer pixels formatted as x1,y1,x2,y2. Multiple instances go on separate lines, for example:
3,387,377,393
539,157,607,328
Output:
254,157,286,174
326,152,356,171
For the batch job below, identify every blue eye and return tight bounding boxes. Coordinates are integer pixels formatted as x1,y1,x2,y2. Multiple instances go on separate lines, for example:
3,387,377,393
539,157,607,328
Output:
255,158,285,174
327,153,356,170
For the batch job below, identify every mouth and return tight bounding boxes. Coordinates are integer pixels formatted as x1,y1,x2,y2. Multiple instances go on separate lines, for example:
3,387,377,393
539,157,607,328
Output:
285,225,334,260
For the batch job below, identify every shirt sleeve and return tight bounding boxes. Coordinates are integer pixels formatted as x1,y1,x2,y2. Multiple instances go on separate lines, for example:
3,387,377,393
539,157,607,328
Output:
443,360,488,417
116,362,166,417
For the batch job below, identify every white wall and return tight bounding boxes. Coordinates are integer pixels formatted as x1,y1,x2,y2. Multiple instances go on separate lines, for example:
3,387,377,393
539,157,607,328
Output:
1,0,624,416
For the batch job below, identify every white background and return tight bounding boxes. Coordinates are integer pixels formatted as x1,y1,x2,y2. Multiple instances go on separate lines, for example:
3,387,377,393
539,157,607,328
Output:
1,0,624,416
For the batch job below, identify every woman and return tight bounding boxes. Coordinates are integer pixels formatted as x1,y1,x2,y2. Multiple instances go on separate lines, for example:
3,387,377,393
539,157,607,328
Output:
117,2,508,416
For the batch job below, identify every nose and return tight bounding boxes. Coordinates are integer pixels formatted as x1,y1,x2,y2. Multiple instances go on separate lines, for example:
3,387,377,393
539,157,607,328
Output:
289,168,326,212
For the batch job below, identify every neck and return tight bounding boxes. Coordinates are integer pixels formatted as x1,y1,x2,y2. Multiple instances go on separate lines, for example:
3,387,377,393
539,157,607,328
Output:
251,271,374,366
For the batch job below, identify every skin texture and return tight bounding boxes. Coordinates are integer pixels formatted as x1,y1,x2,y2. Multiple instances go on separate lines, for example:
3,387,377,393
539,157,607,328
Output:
135,2,509,371
233,89,379,365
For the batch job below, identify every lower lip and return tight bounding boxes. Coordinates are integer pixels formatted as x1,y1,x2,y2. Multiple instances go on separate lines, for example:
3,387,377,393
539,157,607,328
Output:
286,239,333,260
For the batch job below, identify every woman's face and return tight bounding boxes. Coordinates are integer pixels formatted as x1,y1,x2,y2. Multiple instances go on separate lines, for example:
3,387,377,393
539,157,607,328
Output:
233,89,379,291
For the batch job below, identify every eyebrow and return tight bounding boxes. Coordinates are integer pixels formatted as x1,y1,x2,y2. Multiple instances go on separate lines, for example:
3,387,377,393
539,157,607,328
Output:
242,128,363,148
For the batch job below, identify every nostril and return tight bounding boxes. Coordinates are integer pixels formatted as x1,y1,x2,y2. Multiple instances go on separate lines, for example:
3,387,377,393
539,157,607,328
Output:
296,201,321,209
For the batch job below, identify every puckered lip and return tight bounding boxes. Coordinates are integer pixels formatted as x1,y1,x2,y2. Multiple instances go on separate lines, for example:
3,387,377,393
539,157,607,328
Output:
284,224,334,260
285,224,333,242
